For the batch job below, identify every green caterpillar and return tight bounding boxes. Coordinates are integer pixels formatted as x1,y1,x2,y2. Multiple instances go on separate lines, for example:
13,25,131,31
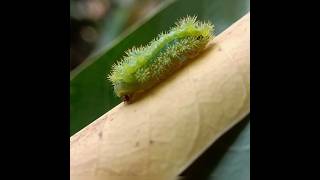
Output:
108,16,214,102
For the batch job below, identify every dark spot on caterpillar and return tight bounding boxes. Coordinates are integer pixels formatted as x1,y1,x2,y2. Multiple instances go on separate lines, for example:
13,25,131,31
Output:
135,142,140,147
122,95,130,102
197,35,203,40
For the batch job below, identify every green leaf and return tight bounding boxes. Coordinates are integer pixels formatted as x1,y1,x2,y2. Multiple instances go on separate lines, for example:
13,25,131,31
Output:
181,116,250,180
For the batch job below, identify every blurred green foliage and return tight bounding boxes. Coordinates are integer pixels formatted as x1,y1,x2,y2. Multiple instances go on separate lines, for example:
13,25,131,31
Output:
70,0,163,70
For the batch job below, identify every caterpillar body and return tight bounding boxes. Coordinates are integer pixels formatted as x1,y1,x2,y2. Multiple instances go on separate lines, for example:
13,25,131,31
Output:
108,16,214,102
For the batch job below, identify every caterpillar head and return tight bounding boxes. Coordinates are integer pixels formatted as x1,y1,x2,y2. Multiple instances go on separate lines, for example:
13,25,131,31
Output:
109,78,138,100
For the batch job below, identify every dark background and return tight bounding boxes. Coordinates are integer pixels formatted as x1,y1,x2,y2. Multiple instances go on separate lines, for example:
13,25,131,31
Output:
70,0,163,71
